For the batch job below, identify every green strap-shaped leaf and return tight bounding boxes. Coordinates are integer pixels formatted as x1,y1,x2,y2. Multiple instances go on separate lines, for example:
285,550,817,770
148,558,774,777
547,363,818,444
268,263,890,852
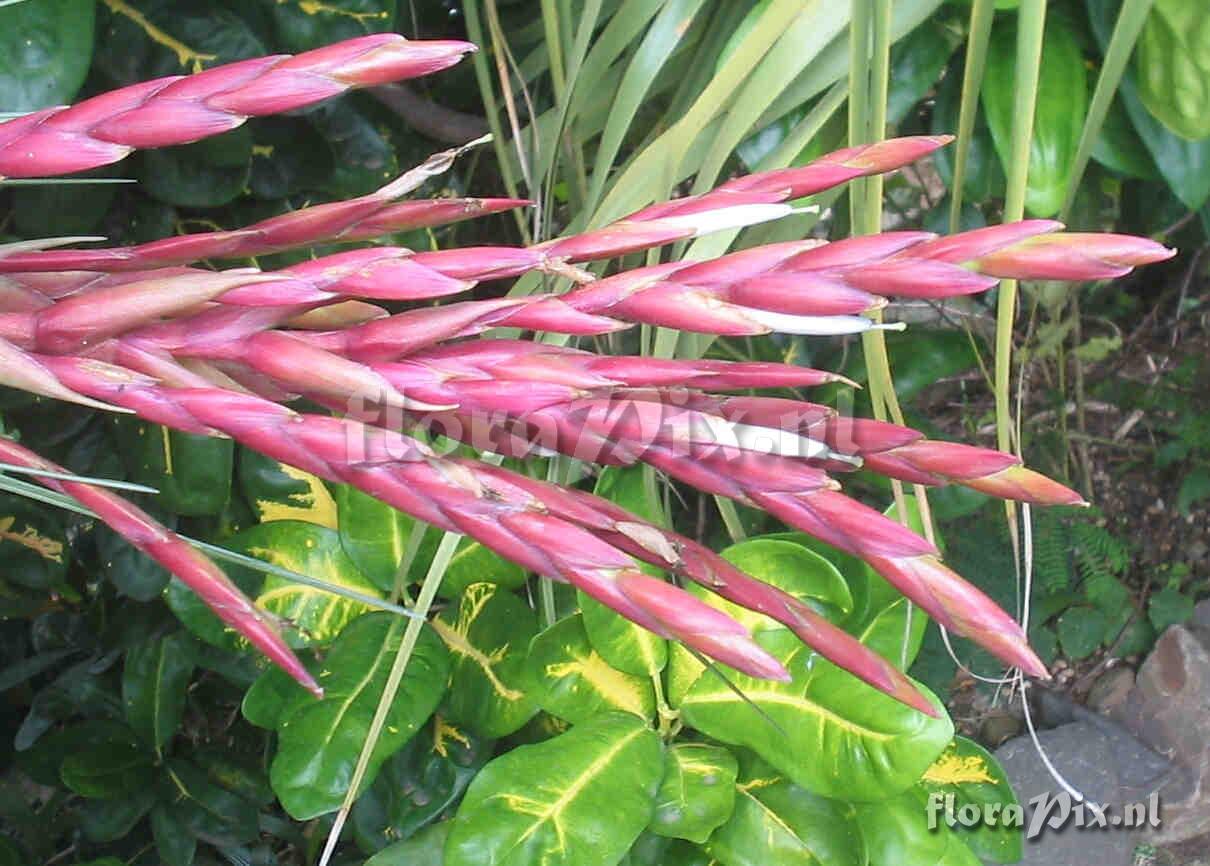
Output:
445,712,663,866
918,736,1023,863
0,0,94,112
121,631,196,753
580,466,669,677
269,611,450,820
649,743,738,844
526,614,656,725
680,632,952,802
434,583,539,738
705,752,867,866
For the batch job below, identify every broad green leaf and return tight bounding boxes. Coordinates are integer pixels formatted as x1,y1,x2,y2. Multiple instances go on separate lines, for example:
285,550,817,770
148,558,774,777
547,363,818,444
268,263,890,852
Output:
580,466,669,677
854,785,982,866
167,519,381,651
0,493,68,590
96,499,171,601
706,752,866,866
16,720,135,786
445,712,663,866
441,536,527,599
886,18,959,125
366,821,450,866
140,127,253,208
526,614,656,725
0,0,94,111
77,788,156,843
11,179,115,236
1056,605,1108,660
238,448,337,528
352,718,493,853
122,631,196,751
271,0,394,53
1148,586,1195,631
1136,0,1210,140
680,631,952,802
1087,0,1210,210
163,758,259,846
932,57,1006,206
60,734,156,799
434,583,539,738
241,658,316,731
150,803,196,866
248,117,336,199
112,419,233,516
620,833,717,866
309,99,400,198
1091,96,1160,180
336,483,432,591
984,12,1088,216
649,743,738,844
919,737,1023,863
190,746,274,806
270,611,450,819
667,535,851,705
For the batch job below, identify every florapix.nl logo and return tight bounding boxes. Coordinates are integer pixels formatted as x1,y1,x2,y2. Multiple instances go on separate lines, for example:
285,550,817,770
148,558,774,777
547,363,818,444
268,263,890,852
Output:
927,790,1162,840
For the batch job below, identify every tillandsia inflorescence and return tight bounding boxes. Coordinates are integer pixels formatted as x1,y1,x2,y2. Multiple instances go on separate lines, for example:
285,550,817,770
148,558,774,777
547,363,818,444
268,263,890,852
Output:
0,36,1175,710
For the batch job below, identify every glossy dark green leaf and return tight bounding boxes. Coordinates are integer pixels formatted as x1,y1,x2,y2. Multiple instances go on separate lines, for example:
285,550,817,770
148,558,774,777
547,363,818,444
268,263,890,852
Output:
0,0,94,112
95,0,266,83
919,737,1022,863
1136,0,1210,140
248,117,335,200
335,483,431,592
649,743,737,844
446,712,663,866
270,611,450,819
238,448,339,528
271,0,394,52
0,494,68,590
365,821,450,866
706,752,866,866
1087,0,1210,210
434,583,538,738
352,718,493,853
308,100,400,198
150,802,197,866
140,127,253,209
680,631,952,802
932,59,1005,204
668,536,851,705
241,659,315,730
441,536,528,599
983,13,1088,216
1091,96,1160,180
96,502,172,601
526,614,656,725
854,784,981,866
15,720,135,786
77,787,156,843
122,631,196,752
11,179,116,237
886,19,959,125
165,520,381,651
60,735,156,799
163,759,259,846
112,419,233,516
580,466,669,677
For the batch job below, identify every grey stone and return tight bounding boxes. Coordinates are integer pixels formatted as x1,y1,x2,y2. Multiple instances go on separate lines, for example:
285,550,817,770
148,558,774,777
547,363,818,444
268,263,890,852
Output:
994,721,1170,866
1088,666,1136,715
1112,624,1210,846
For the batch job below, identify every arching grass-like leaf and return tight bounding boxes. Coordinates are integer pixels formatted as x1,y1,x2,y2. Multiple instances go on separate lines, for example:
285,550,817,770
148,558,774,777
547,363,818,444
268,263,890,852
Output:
445,712,663,866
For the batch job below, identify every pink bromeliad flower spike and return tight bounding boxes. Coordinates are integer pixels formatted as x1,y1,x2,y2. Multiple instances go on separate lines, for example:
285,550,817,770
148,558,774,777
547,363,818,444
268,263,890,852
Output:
0,35,475,179
0,435,320,697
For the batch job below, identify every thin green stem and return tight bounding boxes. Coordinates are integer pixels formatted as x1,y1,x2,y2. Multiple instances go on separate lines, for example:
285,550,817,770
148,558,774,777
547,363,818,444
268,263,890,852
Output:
949,0,996,233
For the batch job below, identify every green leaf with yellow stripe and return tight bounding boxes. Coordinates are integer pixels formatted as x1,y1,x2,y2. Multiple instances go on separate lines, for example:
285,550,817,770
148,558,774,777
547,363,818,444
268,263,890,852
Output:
445,712,663,866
